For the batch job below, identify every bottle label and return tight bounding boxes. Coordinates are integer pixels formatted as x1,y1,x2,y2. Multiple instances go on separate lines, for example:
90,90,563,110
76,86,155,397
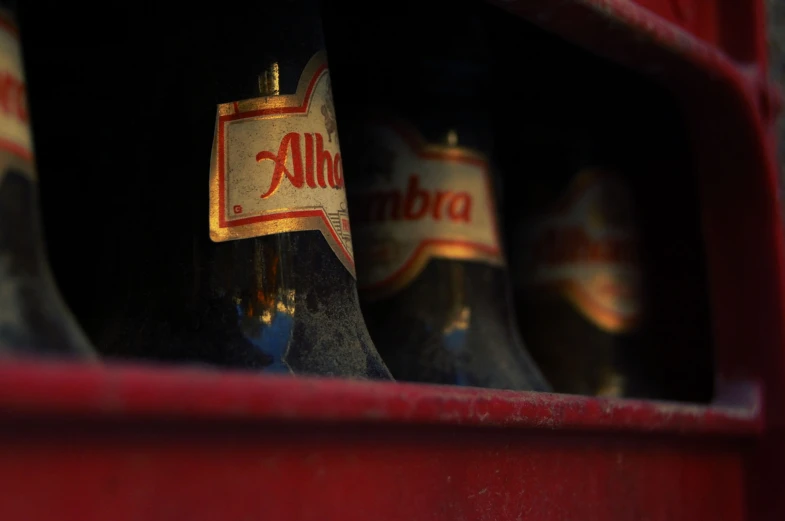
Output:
522,168,642,332
349,120,504,298
209,52,355,277
0,13,33,177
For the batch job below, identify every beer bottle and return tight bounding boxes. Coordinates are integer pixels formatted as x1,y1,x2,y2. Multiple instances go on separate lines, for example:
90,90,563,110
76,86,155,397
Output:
508,124,648,397
483,4,714,401
93,0,392,379
0,2,96,359
505,114,713,400
328,1,550,390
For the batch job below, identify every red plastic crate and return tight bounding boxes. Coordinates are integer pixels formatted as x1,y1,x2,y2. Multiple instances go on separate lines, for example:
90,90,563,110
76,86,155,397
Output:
0,362,765,520
2,0,784,519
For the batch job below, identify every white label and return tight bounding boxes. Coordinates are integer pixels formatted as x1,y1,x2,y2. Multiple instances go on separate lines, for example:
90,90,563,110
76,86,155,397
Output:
209,52,354,277
349,120,503,298
520,168,642,332
0,14,33,173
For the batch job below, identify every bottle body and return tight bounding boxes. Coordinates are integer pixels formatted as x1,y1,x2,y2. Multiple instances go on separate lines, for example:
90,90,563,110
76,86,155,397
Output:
95,2,390,379
0,5,96,359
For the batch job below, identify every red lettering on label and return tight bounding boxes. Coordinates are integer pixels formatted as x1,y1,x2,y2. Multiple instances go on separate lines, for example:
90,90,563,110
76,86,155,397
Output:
403,174,429,219
333,152,344,188
352,174,474,224
0,72,27,125
304,133,316,188
256,132,304,198
432,191,450,219
256,132,344,199
447,193,471,222
316,133,333,188
531,226,638,268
